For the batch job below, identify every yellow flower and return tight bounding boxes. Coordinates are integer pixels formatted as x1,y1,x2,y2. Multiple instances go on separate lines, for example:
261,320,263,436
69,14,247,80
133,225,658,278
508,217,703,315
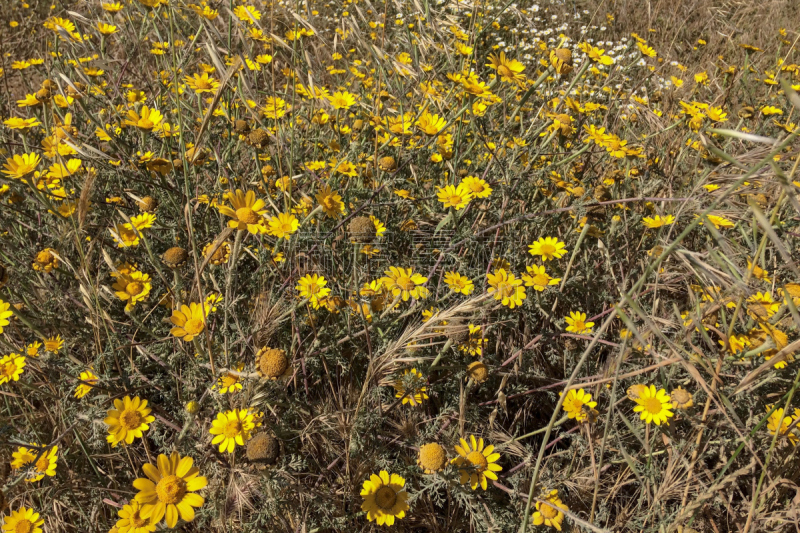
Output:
170,303,209,342
11,444,58,482
263,96,288,119
704,214,734,229
266,212,299,239
486,269,526,309
564,311,594,334
217,189,268,233
124,106,164,130
578,42,614,65
486,52,526,84
74,370,99,398
562,388,597,422
549,48,573,76
4,117,42,130
761,105,783,116
766,405,799,446
2,152,40,179
104,395,155,447
416,111,447,135
132,451,207,528
444,271,474,295
0,300,12,334
452,435,502,490
114,500,157,533
380,266,429,301
315,184,346,218
436,183,472,210
209,408,257,453
632,385,674,425
295,274,331,308
233,5,261,23
461,176,492,198
214,363,244,394
1,507,44,533
459,324,485,356
532,489,569,530
393,368,428,406
184,72,220,94
522,264,561,291
642,214,675,228
97,22,118,35
112,271,152,311
418,443,448,473
528,237,567,261
44,335,63,353
327,91,357,109
360,471,409,526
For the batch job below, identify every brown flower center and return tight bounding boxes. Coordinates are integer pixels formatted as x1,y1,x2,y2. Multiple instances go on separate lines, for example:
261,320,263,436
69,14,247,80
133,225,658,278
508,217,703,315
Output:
119,408,143,431
375,486,397,510
156,475,187,505
0,363,14,378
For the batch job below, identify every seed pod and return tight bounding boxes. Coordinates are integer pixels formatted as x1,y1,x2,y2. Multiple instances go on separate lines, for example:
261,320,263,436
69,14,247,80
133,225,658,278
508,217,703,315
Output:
246,432,281,464
162,247,188,268
348,216,376,243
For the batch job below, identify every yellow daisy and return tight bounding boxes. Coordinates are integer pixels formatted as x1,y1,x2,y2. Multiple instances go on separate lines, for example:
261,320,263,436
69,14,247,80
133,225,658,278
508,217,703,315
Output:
133,451,207,528
452,435,502,490
528,237,567,261
393,368,428,406
217,189,268,233
112,271,152,311
522,264,561,291
169,302,209,342
632,385,674,425
124,106,164,130
296,274,331,308
360,471,409,526
436,183,472,210
104,395,155,447
11,444,58,482
114,499,157,533
564,311,594,334
0,353,26,384
75,370,99,398
486,269,526,309
1,507,44,533
380,266,429,301
209,408,257,453
532,489,569,530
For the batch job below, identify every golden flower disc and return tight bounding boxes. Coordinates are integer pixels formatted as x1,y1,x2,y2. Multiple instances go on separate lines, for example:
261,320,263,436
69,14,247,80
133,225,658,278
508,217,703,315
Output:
466,451,488,471
375,486,397,510
467,361,488,383
236,207,261,225
119,408,143,430
258,348,289,378
155,475,187,505
418,443,447,472
378,156,397,172
223,420,243,438
539,502,559,519
12,519,34,533
183,319,204,336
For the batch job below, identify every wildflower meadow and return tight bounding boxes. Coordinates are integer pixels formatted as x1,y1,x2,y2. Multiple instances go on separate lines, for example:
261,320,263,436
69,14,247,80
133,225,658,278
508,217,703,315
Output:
1,0,800,531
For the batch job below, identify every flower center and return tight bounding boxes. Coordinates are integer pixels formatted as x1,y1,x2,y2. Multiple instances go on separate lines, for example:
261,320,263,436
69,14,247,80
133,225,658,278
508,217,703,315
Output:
540,244,555,255
35,455,50,473
184,318,204,335
155,474,187,505
36,251,53,263
532,274,548,286
139,118,154,129
644,397,663,415
281,222,293,232
449,195,463,205
539,502,559,519
396,276,416,291
236,207,260,225
497,65,512,78
572,399,585,412
466,451,488,472
223,419,243,438
495,281,512,298
14,519,33,533
126,281,144,296
130,509,147,528
375,486,397,510
0,363,13,377
119,408,143,430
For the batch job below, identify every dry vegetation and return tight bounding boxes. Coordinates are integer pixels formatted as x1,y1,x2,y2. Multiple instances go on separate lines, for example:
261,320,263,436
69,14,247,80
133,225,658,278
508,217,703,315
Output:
1,0,800,532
